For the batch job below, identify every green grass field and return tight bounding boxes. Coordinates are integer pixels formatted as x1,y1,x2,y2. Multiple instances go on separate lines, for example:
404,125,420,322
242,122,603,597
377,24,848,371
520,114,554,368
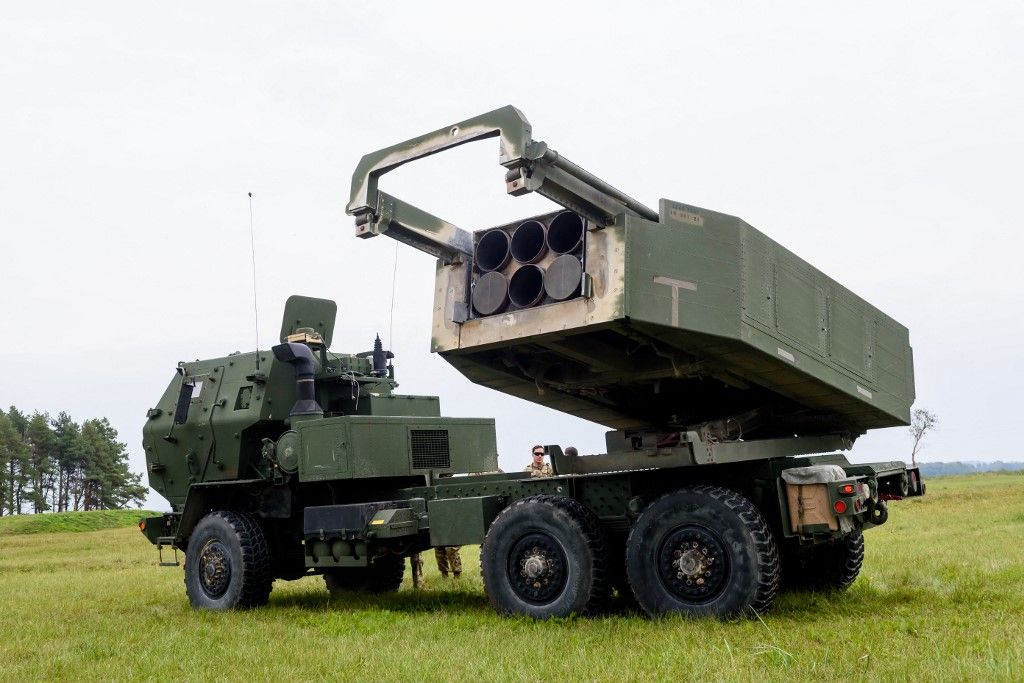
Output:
0,509,156,536
1,474,1022,682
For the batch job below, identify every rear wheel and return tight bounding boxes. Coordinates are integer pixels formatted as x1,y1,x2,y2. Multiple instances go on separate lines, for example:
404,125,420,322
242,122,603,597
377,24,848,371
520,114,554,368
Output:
481,495,609,618
323,554,405,594
784,531,864,591
184,511,272,610
625,486,780,618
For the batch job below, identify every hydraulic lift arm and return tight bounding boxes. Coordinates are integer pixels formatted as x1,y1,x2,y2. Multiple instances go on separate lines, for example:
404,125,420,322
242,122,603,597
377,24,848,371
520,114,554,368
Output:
345,105,656,262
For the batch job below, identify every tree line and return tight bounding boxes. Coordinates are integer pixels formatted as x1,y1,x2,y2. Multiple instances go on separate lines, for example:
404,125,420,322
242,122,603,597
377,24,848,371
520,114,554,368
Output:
0,406,146,515
918,461,1024,477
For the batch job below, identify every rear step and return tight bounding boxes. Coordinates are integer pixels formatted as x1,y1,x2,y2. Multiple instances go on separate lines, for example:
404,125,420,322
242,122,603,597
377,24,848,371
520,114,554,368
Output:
157,536,180,567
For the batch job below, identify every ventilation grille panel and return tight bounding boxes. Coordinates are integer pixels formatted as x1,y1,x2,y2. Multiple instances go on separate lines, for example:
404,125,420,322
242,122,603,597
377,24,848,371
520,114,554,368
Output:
410,430,450,469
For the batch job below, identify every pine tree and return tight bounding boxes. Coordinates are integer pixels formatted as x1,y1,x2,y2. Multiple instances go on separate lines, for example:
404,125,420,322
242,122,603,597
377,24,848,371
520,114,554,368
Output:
78,418,146,510
25,412,57,513
0,409,32,515
0,412,18,516
3,407,31,514
51,412,81,513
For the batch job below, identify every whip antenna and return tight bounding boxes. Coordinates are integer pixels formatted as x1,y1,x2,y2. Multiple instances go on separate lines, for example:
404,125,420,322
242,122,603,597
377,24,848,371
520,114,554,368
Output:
389,241,399,351
248,192,261,371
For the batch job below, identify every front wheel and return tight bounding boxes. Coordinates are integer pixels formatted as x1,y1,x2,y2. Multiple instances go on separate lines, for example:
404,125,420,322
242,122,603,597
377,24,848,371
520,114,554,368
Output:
625,486,780,618
481,495,609,618
184,511,273,610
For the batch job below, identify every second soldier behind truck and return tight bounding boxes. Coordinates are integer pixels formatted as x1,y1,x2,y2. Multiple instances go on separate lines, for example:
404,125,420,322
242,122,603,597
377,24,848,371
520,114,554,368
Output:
434,546,461,578
411,546,463,585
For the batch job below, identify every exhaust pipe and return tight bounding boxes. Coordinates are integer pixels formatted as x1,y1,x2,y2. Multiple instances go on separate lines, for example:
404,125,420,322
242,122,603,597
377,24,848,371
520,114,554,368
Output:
546,211,584,254
472,271,509,316
370,334,393,377
475,229,511,272
508,265,546,308
544,254,583,301
271,342,323,417
510,220,548,264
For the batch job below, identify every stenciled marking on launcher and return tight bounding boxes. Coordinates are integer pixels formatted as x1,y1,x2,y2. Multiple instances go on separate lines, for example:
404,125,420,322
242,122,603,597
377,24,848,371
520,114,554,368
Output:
668,207,704,227
856,385,873,399
777,347,796,363
653,276,698,327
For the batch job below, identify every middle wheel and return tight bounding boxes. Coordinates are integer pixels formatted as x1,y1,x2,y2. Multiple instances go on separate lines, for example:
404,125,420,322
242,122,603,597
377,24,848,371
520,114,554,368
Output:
481,495,609,618
625,486,780,618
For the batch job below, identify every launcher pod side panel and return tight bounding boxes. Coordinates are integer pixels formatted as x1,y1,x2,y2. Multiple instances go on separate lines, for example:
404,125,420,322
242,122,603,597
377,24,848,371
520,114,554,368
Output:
621,200,914,432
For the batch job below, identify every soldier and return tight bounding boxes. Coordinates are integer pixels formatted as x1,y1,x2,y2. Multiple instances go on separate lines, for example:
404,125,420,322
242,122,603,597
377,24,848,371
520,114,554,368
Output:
524,445,553,478
410,552,425,588
564,446,578,457
434,546,462,578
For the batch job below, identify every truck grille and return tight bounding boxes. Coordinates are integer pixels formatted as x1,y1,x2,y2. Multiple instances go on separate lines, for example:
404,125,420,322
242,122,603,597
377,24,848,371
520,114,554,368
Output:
410,430,450,469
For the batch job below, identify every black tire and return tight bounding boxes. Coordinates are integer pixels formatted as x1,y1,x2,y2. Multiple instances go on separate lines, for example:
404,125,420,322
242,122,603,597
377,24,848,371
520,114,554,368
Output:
184,511,272,610
783,531,864,591
625,486,780,618
481,495,609,618
323,554,405,594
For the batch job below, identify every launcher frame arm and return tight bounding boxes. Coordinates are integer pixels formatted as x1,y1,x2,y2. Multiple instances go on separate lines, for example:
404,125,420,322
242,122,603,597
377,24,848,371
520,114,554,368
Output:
345,105,656,261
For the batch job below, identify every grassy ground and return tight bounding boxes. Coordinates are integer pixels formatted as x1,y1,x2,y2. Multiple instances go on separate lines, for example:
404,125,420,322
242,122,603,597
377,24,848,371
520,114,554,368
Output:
0,473,1021,682
0,509,155,535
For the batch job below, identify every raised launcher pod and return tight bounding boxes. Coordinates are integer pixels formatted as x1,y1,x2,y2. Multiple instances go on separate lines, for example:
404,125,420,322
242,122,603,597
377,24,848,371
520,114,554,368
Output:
347,106,915,444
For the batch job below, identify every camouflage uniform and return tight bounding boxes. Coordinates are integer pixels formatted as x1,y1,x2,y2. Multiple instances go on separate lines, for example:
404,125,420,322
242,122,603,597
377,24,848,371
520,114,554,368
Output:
525,462,553,478
434,546,462,577
410,552,425,588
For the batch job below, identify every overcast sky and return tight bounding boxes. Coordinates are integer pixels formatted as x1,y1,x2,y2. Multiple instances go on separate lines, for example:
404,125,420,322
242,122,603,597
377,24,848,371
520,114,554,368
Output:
2,2,1021,510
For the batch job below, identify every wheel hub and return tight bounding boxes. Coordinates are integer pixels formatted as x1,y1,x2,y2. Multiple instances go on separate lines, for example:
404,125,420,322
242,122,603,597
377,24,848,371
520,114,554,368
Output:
507,533,567,604
674,547,708,579
198,540,231,598
658,527,728,603
523,552,548,579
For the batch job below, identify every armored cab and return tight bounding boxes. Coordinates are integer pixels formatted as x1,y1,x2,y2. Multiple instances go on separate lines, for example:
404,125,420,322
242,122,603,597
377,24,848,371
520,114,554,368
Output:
347,106,914,447
142,295,497,510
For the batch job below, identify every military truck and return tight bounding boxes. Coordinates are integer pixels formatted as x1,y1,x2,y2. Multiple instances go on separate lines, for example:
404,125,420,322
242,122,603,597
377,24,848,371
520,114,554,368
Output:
140,106,923,619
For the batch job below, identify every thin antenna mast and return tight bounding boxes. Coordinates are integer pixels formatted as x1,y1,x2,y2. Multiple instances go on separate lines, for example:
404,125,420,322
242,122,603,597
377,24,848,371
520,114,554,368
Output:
388,241,399,351
248,192,261,370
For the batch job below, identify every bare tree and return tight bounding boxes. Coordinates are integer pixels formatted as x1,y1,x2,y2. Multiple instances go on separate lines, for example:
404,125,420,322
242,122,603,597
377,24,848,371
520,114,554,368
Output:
910,408,938,468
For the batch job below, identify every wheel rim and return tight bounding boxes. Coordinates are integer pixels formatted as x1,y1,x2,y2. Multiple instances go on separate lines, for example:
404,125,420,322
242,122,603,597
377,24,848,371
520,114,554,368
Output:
506,532,568,604
657,525,729,603
198,539,232,598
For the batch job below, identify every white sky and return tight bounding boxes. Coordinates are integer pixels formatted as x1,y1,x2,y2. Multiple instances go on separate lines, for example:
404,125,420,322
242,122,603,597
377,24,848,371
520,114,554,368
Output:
1,2,1021,511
